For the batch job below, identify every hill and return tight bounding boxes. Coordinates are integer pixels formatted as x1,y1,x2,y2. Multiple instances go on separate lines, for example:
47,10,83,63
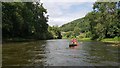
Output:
60,16,90,34
60,17,86,32
60,2,120,40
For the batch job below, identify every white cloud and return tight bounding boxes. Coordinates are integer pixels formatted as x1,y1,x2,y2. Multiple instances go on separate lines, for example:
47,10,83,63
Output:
41,0,97,2
47,9,90,26
42,1,95,26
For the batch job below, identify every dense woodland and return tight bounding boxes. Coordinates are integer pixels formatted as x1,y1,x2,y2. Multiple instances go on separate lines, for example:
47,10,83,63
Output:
2,2,62,40
61,2,120,40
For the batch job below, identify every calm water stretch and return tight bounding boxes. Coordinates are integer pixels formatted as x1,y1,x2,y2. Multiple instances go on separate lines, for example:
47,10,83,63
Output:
2,39,120,66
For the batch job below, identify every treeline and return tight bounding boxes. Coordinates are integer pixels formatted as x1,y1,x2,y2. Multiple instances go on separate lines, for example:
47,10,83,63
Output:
61,2,120,40
48,26,62,39
2,2,62,40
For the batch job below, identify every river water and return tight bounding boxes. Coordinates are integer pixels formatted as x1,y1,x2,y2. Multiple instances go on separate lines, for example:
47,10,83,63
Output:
2,39,120,66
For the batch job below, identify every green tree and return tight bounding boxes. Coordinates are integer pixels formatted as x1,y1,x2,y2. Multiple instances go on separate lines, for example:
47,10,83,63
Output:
93,2,119,40
2,2,50,40
48,26,62,39
60,2,120,40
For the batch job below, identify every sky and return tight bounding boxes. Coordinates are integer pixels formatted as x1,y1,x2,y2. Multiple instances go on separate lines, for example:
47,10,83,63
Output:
41,0,96,26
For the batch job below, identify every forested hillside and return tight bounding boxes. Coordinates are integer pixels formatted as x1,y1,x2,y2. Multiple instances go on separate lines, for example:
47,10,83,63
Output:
61,2,120,41
61,18,84,32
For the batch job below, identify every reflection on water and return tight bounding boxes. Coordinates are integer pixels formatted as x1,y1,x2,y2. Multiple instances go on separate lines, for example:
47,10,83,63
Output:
81,42,119,66
2,39,120,66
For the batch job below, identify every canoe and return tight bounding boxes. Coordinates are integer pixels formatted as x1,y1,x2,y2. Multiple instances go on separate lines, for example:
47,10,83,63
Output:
69,44,77,47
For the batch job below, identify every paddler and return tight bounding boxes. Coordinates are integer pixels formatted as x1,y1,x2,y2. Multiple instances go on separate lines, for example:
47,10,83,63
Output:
71,38,77,45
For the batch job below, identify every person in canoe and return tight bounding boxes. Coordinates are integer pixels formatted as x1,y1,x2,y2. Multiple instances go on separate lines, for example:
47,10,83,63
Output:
71,38,77,44
69,38,78,47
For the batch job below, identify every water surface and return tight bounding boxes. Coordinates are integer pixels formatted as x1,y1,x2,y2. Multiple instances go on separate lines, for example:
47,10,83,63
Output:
2,39,120,66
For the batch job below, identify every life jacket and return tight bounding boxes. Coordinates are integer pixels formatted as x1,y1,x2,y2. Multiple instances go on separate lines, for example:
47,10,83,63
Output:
71,39,77,43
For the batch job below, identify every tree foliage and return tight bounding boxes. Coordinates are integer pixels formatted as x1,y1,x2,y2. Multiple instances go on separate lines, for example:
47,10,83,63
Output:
60,2,120,40
48,26,62,39
2,2,52,40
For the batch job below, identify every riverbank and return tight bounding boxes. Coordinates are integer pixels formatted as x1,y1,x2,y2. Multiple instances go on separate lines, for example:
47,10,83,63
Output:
78,37,120,43
65,37,120,44
101,38,120,43
2,38,58,43
3,37,120,44
2,38,36,43
63,37,92,42
77,38,91,41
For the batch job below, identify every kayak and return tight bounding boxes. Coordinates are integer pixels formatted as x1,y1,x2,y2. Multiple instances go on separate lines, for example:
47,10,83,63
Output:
69,44,78,47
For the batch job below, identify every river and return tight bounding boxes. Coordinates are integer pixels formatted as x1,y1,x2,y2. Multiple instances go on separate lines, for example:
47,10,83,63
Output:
2,39,120,67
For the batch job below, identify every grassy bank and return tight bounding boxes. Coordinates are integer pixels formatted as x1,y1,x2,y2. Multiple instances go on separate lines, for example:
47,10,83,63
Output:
78,37,120,43
101,37,120,43
63,36,120,43
77,38,91,41
62,37,92,41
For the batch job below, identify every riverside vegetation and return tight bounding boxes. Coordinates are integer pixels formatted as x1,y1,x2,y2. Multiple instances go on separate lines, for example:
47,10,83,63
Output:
2,2,120,43
2,2,62,42
60,2,120,43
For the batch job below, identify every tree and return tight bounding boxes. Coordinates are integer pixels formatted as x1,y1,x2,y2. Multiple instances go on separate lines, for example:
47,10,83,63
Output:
2,2,50,40
60,2,120,40
93,2,119,40
48,26,62,39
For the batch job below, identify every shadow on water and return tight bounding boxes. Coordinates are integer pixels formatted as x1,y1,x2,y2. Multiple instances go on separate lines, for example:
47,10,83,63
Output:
2,39,120,67
2,40,47,67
